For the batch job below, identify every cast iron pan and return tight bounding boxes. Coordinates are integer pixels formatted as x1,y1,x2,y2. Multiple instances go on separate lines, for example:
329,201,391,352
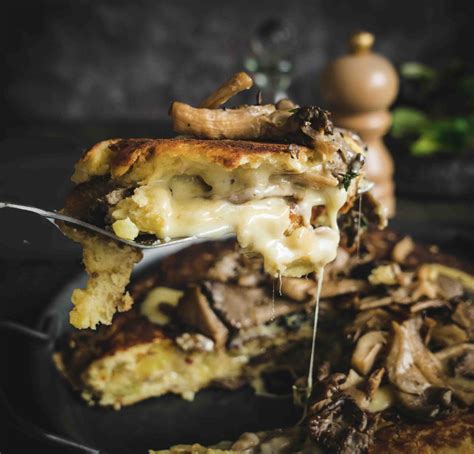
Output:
2,242,301,454
4,218,473,453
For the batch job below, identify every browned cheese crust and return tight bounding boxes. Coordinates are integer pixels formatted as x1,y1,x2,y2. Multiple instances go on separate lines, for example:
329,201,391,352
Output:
108,138,319,176
371,412,474,453
73,136,359,182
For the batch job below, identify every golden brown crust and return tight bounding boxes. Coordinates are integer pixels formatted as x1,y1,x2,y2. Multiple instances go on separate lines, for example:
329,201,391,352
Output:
62,176,113,222
62,225,143,330
152,415,474,454
370,413,474,453
56,311,164,387
109,138,311,170
56,241,235,380
75,138,319,182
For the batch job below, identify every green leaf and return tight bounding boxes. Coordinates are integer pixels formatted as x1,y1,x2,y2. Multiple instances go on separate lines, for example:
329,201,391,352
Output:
391,107,428,138
410,134,441,156
400,62,437,81
340,171,358,191
426,118,470,151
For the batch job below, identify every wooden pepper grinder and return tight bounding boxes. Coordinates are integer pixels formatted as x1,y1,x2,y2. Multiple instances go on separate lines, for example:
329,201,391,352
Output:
321,31,399,216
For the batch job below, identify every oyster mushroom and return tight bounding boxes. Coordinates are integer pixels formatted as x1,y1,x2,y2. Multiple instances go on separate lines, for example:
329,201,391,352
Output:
422,316,437,345
357,295,393,311
349,308,391,341
431,323,468,347
421,264,474,293
410,299,448,313
386,319,443,395
231,432,260,451
280,277,316,302
386,318,474,405
170,102,280,139
170,101,341,151
394,387,454,421
452,300,474,339
437,275,464,300
351,331,387,375
397,318,446,387
368,263,401,286
435,343,474,362
319,369,389,414
321,279,369,299
391,236,415,264
365,368,385,400
175,286,229,348
340,369,384,412
327,247,350,277
454,351,474,378
412,267,440,300
434,344,474,404
365,369,393,413
366,385,394,413
275,98,298,110
199,72,253,109
342,369,365,388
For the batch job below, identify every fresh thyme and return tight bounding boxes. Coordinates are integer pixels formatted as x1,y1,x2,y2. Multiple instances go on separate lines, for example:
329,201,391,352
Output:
339,171,359,191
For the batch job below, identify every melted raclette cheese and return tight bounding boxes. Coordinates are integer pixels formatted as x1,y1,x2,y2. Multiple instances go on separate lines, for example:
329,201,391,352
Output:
67,138,363,329
110,170,348,277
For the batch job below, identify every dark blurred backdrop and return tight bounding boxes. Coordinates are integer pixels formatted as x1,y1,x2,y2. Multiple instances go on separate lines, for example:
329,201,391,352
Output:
1,0,473,140
1,2,474,453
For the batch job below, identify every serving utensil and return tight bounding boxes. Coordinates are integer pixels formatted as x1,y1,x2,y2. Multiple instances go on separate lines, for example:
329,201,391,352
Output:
0,202,229,249
1,182,372,250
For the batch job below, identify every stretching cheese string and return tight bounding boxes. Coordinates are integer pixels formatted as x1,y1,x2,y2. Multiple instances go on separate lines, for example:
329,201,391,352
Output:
306,267,325,396
356,193,363,261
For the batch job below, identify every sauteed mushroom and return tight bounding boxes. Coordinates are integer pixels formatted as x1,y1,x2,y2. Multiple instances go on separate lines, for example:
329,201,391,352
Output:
351,331,387,375
199,72,254,109
170,101,343,151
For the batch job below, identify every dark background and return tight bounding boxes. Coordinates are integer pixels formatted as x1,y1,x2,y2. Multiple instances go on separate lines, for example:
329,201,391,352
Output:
0,1,473,453
1,0,473,140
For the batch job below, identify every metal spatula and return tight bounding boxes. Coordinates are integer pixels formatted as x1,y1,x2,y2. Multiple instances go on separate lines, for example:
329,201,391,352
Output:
0,201,229,249
1,181,372,249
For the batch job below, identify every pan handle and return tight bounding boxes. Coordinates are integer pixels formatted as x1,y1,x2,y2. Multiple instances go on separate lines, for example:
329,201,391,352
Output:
0,319,101,454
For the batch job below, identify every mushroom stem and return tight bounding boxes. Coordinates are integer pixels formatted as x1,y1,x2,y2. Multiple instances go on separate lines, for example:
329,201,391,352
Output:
351,331,387,375
170,102,279,139
435,343,474,362
199,72,254,109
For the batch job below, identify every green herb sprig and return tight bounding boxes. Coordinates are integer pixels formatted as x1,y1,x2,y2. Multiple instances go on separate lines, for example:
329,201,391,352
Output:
339,171,358,191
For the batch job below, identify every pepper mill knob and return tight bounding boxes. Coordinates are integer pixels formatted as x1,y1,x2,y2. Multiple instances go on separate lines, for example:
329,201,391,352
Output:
321,31,399,216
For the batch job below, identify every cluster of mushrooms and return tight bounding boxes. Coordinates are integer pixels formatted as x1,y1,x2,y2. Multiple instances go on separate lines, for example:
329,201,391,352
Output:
153,229,473,454
169,72,358,157
296,231,474,453
169,74,473,452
